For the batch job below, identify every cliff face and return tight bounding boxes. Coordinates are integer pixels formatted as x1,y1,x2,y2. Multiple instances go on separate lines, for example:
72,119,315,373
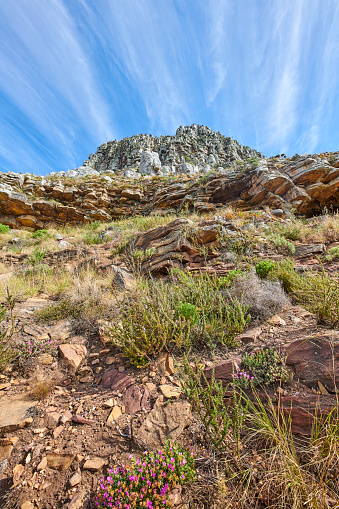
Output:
0,125,338,229
50,124,263,178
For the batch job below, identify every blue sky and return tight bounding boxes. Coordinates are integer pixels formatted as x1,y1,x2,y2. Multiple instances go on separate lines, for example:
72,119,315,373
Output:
0,0,338,176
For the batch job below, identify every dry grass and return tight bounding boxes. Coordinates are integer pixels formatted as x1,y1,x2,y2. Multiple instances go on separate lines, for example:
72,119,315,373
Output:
37,268,117,331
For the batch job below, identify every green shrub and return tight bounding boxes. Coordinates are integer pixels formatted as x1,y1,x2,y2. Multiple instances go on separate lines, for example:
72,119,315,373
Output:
281,225,302,241
32,229,50,240
255,260,276,278
325,246,339,261
290,268,339,327
268,258,296,292
83,232,103,245
267,233,295,254
27,247,47,266
108,270,250,366
0,223,10,234
181,359,248,451
238,347,290,386
0,293,19,370
94,440,195,508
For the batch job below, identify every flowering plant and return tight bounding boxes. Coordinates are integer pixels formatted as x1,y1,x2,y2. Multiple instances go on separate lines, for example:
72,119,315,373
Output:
16,335,57,358
94,440,195,508
232,371,254,389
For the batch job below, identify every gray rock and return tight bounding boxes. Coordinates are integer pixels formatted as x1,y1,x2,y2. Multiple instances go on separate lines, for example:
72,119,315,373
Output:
139,150,162,175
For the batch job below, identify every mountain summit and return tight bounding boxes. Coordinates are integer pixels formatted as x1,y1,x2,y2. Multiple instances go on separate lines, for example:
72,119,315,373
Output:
50,124,263,179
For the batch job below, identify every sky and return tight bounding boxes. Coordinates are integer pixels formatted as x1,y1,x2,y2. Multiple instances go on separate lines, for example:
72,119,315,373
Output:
0,1,338,176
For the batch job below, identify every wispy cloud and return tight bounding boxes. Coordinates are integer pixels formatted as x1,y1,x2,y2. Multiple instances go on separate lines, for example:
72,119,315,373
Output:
0,0,339,174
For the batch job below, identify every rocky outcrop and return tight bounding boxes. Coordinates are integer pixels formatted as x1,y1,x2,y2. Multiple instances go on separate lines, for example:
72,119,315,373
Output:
0,127,339,229
74,124,263,176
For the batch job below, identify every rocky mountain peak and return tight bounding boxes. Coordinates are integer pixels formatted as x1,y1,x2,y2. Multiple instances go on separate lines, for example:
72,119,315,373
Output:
50,125,263,179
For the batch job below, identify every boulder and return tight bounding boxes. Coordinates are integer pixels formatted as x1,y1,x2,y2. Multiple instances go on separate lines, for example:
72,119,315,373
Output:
58,344,87,372
138,396,191,449
139,150,162,175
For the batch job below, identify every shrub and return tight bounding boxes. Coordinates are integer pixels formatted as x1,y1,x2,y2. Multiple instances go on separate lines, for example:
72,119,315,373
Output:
255,260,275,279
267,233,295,255
94,441,195,508
239,347,290,386
0,223,10,233
32,229,50,240
27,247,47,266
281,224,302,241
229,272,289,322
290,268,339,327
325,246,339,261
268,258,296,292
181,359,248,451
0,299,17,370
108,270,250,366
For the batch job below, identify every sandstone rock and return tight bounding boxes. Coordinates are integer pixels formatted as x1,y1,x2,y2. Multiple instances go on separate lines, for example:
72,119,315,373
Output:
145,382,157,392
37,353,54,366
106,406,122,423
37,456,47,471
0,439,13,461
68,489,90,509
0,394,36,434
111,265,136,291
237,327,262,344
60,410,73,424
268,315,286,326
159,384,181,399
82,456,106,471
13,463,25,483
46,412,61,429
294,243,326,258
49,320,73,342
279,336,339,391
102,398,116,408
69,471,82,487
21,502,35,509
169,485,183,505
138,397,191,449
46,453,75,471
157,353,175,375
59,344,87,372
204,357,242,386
72,415,96,425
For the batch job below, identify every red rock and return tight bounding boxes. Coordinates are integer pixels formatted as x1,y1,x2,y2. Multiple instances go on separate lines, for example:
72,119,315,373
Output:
279,337,339,391
123,385,149,415
101,368,134,391
72,415,96,425
204,357,242,386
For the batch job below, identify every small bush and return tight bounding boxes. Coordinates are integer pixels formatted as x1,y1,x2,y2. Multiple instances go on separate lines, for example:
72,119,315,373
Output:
181,359,247,451
267,233,295,255
32,229,50,240
239,347,290,386
325,246,339,261
255,260,275,279
37,270,116,329
229,272,289,322
290,268,339,327
268,258,296,292
30,379,54,400
94,440,195,508
27,247,47,266
0,223,10,233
